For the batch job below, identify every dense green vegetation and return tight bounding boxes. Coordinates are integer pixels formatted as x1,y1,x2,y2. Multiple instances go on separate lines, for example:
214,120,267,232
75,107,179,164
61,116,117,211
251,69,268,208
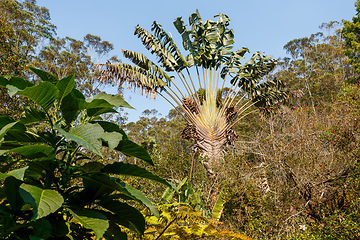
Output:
2,0,360,239
0,68,174,239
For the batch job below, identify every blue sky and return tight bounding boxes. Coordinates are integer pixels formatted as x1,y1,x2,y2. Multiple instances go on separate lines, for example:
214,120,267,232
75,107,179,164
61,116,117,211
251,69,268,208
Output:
37,0,357,122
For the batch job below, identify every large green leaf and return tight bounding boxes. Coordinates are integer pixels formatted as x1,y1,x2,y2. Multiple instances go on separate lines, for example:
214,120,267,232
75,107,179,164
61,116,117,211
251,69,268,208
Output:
102,131,122,150
19,183,64,220
1,121,33,144
29,218,52,240
0,145,54,159
30,67,59,84
0,116,15,129
6,166,29,180
0,121,18,140
80,173,117,204
0,76,34,96
116,139,153,166
101,162,172,187
19,107,47,125
93,121,126,137
55,123,104,157
211,188,225,220
81,174,127,203
94,121,153,165
4,176,24,211
124,184,159,218
60,88,85,124
103,221,128,240
17,82,59,111
0,119,27,144
56,74,75,103
51,217,71,238
90,93,134,109
82,174,159,217
4,129,43,144
85,99,118,117
81,162,104,173
99,199,145,234
24,161,55,185
68,208,109,239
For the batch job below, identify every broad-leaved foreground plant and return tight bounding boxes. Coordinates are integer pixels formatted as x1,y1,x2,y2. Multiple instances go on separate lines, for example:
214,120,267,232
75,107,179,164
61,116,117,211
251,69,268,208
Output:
0,68,172,239
97,11,287,178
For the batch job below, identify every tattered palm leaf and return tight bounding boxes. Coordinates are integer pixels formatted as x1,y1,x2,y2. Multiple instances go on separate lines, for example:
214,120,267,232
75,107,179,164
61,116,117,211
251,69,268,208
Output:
220,47,249,78
97,63,167,99
250,79,288,115
151,21,187,70
134,25,179,71
122,50,172,82
230,52,277,90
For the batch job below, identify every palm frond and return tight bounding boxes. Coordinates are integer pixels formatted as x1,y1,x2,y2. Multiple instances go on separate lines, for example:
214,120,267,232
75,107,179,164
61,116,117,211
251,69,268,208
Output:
134,25,178,71
173,17,197,68
230,52,277,90
220,47,249,79
97,63,167,98
250,79,288,113
151,21,187,70
122,50,173,82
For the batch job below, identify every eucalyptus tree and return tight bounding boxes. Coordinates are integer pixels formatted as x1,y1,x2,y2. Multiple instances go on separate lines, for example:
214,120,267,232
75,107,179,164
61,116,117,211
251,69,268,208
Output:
277,22,355,106
0,0,56,76
34,34,118,98
342,0,360,75
97,11,286,178
0,0,56,117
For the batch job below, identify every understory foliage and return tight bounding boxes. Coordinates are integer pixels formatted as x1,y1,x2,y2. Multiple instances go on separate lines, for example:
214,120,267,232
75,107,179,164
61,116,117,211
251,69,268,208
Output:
217,20,360,239
219,84,360,239
0,68,172,239
122,178,252,240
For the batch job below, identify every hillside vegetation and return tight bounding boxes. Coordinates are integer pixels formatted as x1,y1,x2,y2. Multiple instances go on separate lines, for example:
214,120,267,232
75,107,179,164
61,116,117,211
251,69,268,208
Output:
1,0,360,239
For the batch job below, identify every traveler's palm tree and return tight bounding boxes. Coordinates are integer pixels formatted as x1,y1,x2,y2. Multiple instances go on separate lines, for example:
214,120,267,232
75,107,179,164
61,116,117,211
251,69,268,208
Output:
97,11,286,177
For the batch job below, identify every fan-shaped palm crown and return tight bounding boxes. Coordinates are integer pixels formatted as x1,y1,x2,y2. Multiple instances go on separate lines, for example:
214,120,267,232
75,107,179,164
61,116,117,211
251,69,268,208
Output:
97,11,286,171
